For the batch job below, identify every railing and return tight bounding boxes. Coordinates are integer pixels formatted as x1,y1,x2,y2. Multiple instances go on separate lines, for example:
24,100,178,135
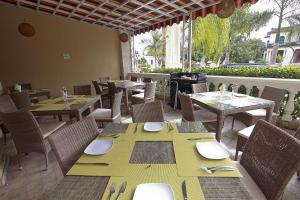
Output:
127,72,300,121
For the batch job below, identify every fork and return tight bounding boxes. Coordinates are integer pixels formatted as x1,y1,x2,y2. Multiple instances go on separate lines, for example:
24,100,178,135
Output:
108,183,116,200
134,123,138,134
201,166,236,174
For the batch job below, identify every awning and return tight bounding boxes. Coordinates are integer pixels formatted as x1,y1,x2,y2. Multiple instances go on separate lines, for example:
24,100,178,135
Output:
1,0,256,35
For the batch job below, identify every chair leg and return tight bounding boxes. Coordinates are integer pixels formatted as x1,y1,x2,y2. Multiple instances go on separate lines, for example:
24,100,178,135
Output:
234,150,239,161
3,132,7,145
17,155,22,170
44,153,49,171
231,117,235,129
297,170,300,180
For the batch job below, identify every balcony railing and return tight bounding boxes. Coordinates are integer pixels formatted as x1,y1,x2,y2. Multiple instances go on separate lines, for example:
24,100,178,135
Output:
127,72,300,121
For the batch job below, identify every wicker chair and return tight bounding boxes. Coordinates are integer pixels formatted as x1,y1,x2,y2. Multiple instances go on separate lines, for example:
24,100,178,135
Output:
132,82,156,105
9,91,32,109
143,77,152,83
48,117,98,175
130,76,138,82
232,86,287,128
236,120,300,200
99,76,110,83
0,109,65,169
0,95,18,144
132,101,165,123
191,83,208,93
89,91,122,125
191,83,209,110
178,92,217,123
73,85,92,95
19,83,32,90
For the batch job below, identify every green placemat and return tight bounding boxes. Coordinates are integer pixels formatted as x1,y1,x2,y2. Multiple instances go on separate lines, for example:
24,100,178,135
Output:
102,164,205,200
173,135,241,177
67,137,135,176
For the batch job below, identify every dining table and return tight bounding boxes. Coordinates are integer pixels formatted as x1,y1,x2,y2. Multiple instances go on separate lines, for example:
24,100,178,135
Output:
102,80,145,114
40,121,253,200
25,89,51,99
30,95,101,121
190,91,275,142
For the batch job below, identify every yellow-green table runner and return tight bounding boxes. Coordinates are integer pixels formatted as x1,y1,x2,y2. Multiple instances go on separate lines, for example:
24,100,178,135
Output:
172,134,241,177
101,164,205,200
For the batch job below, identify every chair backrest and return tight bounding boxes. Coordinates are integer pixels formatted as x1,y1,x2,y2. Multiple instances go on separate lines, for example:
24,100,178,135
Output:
108,82,118,108
260,86,287,113
99,76,110,83
0,109,46,154
111,91,123,119
20,83,32,90
178,92,195,121
73,85,92,95
48,117,98,175
92,80,103,95
240,120,300,200
132,101,165,123
143,77,152,83
9,91,31,109
0,95,18,113
144,82,156,101
130,76,138,82
192,83,208,93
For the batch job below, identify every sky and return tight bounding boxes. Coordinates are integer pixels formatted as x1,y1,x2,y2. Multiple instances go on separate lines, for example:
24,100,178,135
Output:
134,0,292,55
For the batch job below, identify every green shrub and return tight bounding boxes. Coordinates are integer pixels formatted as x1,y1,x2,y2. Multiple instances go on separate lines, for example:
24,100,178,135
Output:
291,91,300,119
238,85,247,94
249,86,259,97
209,83,215,91
279,93,289,119
150,66,300,79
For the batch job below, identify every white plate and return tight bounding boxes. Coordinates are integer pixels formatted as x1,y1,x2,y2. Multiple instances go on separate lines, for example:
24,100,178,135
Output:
84,140,113,155
133,183,175,200
196,142,229,160
144,122,164,132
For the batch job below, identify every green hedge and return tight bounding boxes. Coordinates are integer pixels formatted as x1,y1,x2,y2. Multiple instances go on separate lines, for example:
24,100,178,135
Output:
151,66,300,79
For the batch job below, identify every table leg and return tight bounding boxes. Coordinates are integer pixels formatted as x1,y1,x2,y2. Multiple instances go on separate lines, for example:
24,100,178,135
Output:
58,114,62,121
216,113,225,142
266,104,274,123
124,89,129,114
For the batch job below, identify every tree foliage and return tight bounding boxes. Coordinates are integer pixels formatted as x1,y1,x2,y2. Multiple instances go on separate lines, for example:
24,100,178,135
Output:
141,31,164,67
192,15,230,62
230,37,266,63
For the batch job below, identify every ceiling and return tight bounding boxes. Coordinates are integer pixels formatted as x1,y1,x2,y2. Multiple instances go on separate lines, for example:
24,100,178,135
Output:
0,0,256,35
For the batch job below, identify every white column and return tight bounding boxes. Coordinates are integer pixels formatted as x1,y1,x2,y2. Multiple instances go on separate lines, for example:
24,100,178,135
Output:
120,30,133,79
187,13,192,72
181,15,185,70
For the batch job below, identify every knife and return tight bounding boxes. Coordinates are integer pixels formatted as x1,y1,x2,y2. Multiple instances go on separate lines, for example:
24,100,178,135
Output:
108,183,116,200
182,180,188,200
116,181,127,200
76,162,109,166
187,137,214,141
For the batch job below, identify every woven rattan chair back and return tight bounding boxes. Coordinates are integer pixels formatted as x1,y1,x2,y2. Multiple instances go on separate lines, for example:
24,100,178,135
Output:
111,91,123,119
0,109,47,159
178,92,195,121
9,91,31,109
48,117,98,175
20,83,32,90
92,80,103,95
132,101,165,123
260,86,287,113
144,82,156,102
99,76,110,83
130,76,138,82
192,83,208,93
0,95,18,113
240,120,300,200
143,77,152,83
73,85,92,95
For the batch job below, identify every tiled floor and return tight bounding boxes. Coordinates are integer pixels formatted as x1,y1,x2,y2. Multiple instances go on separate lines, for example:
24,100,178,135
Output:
0,104,299,200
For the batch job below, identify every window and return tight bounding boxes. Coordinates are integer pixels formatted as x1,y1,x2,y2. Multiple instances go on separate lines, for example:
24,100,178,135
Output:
279,36,285,44
151,59,153,65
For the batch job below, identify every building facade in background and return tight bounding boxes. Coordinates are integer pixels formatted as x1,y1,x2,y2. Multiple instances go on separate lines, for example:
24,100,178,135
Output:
264,27,300,65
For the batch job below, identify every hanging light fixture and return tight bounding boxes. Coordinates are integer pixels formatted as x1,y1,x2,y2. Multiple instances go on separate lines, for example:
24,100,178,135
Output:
18,19,35,37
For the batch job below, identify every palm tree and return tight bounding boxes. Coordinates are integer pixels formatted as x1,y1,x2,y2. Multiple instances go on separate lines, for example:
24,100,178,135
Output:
268,0,300,64
141,31,164,68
